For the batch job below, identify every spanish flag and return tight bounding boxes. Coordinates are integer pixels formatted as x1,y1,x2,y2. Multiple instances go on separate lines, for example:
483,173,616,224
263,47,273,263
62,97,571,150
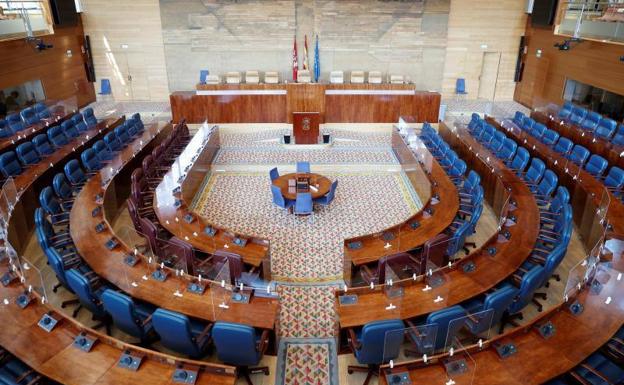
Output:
292,36,298,81
303,35,309,70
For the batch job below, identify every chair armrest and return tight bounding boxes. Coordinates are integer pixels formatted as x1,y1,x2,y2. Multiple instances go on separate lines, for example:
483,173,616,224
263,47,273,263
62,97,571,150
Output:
195,323,213,345
141,314,153,327
257,329,270,354
347,328,361,351
578,364,615,385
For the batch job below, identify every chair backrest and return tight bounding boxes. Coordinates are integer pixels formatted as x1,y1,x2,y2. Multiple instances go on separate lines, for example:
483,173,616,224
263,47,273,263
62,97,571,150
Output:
269,167,279,181
481,284,518,327
104,132,122,152
580,111,601,130
450,158,467,178
93,140,113,162
151,308,205,358
16,142,40,165
47,125,69,147
455,78,466,94
75,121,88,133
212,250,244,285
499,138,517,161
508,265,546,314
296,161,310,173
569,107,588,125
446,221,471,257
61,120,79,138
585,154,608,177
32,134,54,156
82,107,97,127
39,186,63,216
70,114,84,127
34,102,50,119
81,148,101,172
53,173,73,200
595,118,617,140
426,305,468,351
537,169,558,197
569,145,590,166
270,184,287,208
294,192,313,214
541,129,559,146
530,123,546,138
558,101,573,119
99,79,112,95
355,319,405,365
463,170,481,194
512,111,525,126
0,120,9,138
604,167,624,189
115,125,131,144
66,269,105,316
553,137,573,155
0,151,22,177
212,322,261,366
521,116,536,130
199,70,209,84
7,113,25,132
525,158,545,184
20,107,38,126
64,159,85,185
101,289,148,339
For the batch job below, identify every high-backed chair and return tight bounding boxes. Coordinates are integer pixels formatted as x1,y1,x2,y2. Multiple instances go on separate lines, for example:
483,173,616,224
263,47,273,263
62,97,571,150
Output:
264,71,279,84
330,71,344,84
604,167,624,194
612,125,624,146
64,159,88,187
114,125,131,145
20,107,38,126
270,185,294,211
269,167,279,181
212,322,270,385
347,319,405,385
390,74,404,84
531,169,558,199
39,186,70,224
61,120,79,139
6,113,25,132
541,129,559,146
501,265,546,330
82,107,98,128
360,252,421,285
104,132,123,152
101,289,156,344
497,138,517,162
523,158,546,186
53,173,76,202
455,78,467,95
199,69,209,85
594,118,617,140
32,134,54,156
93,140,114,162
296,161,310,173
294,192,313,216
463,285,518,334
580,111,601,131
34,102,50,120
512,111,525,127
70,114,84,127
350,70,365,84
569,107,588,126
368,71,383,84
15,142,40,165
521,116,536,131
553,137,573,155
411,305,467,353
41,245,81,315
151,308,212,358
313,180,338,207
75,120,88,133
557,101,573,119
585,154,608,177
225,71,241,84
81,148,102,172
568,145,590,166
0,151,22,178
47,125,69,147
297,69,311,83
66,269,110,333
245,70,260,84
0,120,10,138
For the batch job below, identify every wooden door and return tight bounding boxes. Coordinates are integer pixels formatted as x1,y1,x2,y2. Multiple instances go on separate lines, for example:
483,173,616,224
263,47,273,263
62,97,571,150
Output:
478,52,501,100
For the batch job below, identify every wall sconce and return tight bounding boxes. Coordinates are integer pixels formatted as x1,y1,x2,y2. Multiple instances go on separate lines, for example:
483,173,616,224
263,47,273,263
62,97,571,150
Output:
65,49,72,57
536,49,542,58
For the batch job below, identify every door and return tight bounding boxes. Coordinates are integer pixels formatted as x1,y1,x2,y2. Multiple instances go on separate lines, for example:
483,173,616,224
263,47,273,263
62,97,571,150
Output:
478,52,501,100
110,51,151,101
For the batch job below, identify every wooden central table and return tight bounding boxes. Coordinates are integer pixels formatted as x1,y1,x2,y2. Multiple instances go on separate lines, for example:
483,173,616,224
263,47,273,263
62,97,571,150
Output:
272,172,332,200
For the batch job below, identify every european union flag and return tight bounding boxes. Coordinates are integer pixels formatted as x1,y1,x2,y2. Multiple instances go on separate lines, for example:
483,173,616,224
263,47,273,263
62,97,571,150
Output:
314,35,320,82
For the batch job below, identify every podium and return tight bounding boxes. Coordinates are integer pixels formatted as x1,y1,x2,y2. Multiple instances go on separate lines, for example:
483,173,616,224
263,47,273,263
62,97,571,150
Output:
292,112,320,144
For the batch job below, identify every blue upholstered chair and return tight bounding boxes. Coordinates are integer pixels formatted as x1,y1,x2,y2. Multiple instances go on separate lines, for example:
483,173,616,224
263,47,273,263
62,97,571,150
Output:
66,269,110,333
32,134,54,156
347,319,405,384
557,101,573,119
81,148,102,173
20,107,39,126
131,113,144,132
15,142,40,165
212,322,270,384
101,289,156,343
0,120,10,138
541,129,559,146
604,167,624,195
569,107,588,126
114,125,131,145
34,207,72,251
53,172,76,202
585,154,608,177
269,167,279,181
199,70,210,85
530,122,547,139
0,151,23,178
521,116,536,131
93,140,114,162
531,169,558,199
82,107,98,127
523,158,546,186
612,125,624,146
39,186,70,224
99,79,112,95
6,113,25,132
455,78,467,95
61,120,80,139
270,185,294,211
553,137,573,155
594,118,617,140
572,352,624,385
104,132,123,152
497,138,517,162
296,161,310,173
42,246,81,316
70,113,84,127
294,192,313,216
580,111,600,131
47,125,69,147
463,284,518,334
314,180,338,206
506,147,530,175
75,121,88,133
34,102,50,120
64,159,88,187
413,305,468,353
151,308,212,358
512,111,525,127
568,145,590,167
500,265,546,331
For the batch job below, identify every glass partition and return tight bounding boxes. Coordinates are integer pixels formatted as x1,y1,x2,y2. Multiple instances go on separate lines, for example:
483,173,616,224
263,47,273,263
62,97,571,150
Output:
444,309,494,353
441,340,476,385
18,257,46,305
383,324,438,366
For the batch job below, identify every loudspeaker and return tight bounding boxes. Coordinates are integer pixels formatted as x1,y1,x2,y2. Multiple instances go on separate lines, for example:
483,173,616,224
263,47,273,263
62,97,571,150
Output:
283,135,291,144
83,35,96,82
49,0,78,26
322,134,330,144
514,36,526,82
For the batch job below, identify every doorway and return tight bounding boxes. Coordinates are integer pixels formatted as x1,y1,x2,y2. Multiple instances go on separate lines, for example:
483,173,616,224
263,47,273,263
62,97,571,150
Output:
478,52,501,100
110,51,151,101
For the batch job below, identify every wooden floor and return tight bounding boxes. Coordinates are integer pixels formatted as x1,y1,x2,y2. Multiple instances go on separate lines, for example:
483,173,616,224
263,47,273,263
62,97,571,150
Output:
25,192,587,385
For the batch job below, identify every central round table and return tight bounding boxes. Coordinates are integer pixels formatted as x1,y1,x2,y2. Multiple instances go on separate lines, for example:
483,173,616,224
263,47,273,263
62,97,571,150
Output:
272,172,332,200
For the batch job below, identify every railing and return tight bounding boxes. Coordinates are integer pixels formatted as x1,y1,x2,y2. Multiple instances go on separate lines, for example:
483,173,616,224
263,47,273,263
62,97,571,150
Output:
0,0,53,42
555,1,624,44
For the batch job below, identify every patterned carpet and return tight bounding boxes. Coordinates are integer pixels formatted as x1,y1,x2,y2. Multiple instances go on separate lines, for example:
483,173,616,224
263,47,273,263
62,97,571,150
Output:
276,338,339,385
277,285,339,338
194,172,420,281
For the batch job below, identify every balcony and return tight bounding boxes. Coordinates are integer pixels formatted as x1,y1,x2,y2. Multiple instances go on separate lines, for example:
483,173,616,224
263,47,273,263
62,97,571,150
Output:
555,1,624,45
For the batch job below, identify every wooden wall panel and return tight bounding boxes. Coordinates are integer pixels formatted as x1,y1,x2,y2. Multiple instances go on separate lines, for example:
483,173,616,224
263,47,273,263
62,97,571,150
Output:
0,17,95,108
286,84,325,122
515,25,624,109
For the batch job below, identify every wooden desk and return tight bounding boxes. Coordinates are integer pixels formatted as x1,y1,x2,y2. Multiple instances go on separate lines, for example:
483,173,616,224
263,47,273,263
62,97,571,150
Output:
71,123,279,331
170,84,441,124
0,281,236,385
5,115,122,254
342,129,459,283
336,122,540,330
272,173,331,200
152,125,272,278
487,116,624,247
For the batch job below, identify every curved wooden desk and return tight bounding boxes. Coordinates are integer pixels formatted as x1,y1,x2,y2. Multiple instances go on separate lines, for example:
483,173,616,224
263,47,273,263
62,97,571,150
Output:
335,123,540,329
342,130,460,283
379,256,624,385
152,125,272,279
487,116,624,246
71,123,279,331
272,173,331,200
5,115,122,254
0,278,236,385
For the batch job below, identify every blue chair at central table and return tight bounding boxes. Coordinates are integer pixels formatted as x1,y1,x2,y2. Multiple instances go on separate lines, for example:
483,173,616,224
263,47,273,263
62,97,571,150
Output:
270,184,294,211
313,180,338,207
296,161,310,173
294,192,313,216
